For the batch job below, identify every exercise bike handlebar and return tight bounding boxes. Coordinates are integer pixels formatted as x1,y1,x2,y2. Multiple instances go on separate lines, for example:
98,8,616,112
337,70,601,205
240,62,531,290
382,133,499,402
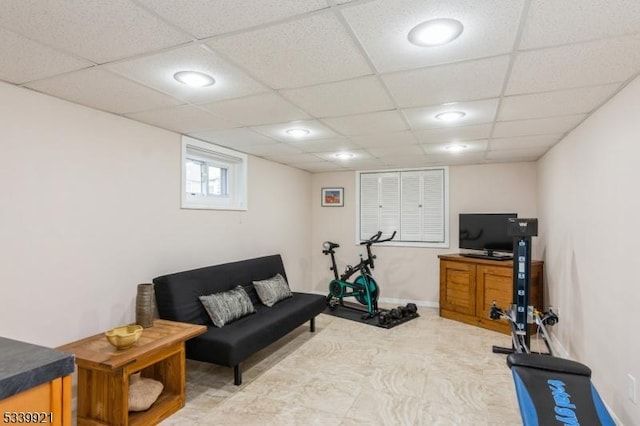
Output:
360,231,382,244
361,231,396,270
359,231,396,245
377,231,396,244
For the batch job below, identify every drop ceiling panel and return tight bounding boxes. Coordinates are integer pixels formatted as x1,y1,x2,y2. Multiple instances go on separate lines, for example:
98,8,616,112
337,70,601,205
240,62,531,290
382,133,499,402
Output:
383,56,510,107
291,137,359,154
490,134,562,151
322,110,407,136
341,0,524,72
422,139,488,154
403,98,499,130
207,12,372,89
188,128,277,148
486,147,548,162
280,76,394,117
24,68,182,114
415,124,492,144
427,152,487,164
350,130,418,148
199,93,310,126
263,153,325,165
126,104,239,133
382,155,437,168
250,120,339,142
333,158,388,169
323,158,388,170
493,115,586,138
136,0,329,39
107,44,267,104
436,152,487,164
507,35,640,95
240,143,304,156
296,161,345,173
0,0,191,63
365,145,424,157
0,28,93,84
499,84,620,121
520,0,640,49
315,149,374,161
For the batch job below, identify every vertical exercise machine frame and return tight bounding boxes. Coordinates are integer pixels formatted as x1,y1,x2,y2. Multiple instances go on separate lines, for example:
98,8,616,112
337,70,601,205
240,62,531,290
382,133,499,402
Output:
492,218,541,354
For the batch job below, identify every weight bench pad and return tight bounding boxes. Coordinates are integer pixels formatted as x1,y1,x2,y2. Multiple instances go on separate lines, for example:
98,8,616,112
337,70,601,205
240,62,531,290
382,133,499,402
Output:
507,353,615,426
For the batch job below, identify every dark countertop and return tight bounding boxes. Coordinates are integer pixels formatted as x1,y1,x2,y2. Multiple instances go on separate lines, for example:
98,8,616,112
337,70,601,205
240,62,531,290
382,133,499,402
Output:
0,337,75,400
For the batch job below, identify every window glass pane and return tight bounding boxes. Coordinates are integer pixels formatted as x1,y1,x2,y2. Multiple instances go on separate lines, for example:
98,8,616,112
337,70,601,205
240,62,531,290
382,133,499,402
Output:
207,165,225,196
186,160,203,195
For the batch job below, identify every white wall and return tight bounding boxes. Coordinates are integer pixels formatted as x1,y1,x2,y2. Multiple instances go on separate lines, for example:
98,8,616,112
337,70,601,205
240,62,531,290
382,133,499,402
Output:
0,82,312,347
310,162,538,305
538,76,640,425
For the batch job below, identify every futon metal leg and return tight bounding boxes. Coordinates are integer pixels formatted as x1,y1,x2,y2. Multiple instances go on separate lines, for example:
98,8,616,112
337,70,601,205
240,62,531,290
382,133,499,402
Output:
234,364,242,386
310,317,316,332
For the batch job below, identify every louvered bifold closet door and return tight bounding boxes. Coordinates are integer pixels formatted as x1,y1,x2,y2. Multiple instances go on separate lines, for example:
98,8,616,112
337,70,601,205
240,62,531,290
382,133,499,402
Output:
421,169,445,243
359,172,399,241
379,173,400,239
400,169,445,243
400,171,421,241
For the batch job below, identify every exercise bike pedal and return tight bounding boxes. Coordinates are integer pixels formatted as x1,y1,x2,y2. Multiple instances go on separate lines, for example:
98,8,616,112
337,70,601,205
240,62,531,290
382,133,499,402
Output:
326,295,339,311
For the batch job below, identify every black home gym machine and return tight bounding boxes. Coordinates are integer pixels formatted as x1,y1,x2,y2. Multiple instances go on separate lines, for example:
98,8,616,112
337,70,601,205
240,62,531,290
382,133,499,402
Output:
490,218,558,355
490,218,615,425
322,231,418,327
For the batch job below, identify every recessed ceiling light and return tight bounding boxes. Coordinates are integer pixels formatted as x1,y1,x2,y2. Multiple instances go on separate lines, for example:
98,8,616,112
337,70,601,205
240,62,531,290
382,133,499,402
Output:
435,111,466,122
285,128,311,137
408,18,464,47
443,144,467,153
335,152,354,160
173,71,215,87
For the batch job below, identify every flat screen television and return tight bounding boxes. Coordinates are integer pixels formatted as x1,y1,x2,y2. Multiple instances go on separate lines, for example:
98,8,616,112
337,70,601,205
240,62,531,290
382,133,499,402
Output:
459,213,517,259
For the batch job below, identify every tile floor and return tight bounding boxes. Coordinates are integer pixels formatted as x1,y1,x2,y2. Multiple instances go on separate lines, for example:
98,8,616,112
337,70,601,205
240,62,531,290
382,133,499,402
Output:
159,308,524,425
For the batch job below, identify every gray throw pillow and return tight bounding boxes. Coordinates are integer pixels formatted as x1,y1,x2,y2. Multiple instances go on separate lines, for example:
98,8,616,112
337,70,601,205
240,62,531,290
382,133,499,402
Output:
199,286,255,327
253,274,292,307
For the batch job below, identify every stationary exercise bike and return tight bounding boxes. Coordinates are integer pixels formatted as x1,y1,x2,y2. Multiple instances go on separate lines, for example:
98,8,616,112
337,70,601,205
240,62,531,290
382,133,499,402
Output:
322,231,396,319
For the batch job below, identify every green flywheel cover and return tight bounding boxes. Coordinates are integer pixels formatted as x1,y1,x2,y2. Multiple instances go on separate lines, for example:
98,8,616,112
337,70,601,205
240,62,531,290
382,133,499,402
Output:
353,275,378,305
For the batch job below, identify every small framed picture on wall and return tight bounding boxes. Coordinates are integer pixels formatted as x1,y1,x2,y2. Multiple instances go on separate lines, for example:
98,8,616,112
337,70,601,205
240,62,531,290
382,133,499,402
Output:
321,187,344,207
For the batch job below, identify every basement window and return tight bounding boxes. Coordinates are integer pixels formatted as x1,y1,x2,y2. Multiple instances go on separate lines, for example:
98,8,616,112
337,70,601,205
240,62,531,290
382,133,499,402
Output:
181,136,247,210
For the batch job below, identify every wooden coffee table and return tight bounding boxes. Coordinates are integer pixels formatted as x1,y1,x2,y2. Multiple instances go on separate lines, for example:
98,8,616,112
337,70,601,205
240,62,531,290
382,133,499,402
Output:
58,319,206,426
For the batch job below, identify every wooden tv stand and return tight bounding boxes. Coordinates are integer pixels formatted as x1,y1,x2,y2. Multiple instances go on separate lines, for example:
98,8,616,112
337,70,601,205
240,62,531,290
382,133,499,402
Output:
438,254,543,334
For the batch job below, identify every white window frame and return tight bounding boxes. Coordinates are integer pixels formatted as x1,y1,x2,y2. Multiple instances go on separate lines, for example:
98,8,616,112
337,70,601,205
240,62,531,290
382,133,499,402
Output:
355,167,449,248
181,136,247,211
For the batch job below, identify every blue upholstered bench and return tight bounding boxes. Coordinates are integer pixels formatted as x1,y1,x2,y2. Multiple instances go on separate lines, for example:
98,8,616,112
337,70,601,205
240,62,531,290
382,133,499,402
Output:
507,353,615,426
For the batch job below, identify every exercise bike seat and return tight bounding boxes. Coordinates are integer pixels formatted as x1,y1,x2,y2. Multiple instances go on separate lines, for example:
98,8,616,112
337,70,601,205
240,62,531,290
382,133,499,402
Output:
322,241,340,250
507,353,615,426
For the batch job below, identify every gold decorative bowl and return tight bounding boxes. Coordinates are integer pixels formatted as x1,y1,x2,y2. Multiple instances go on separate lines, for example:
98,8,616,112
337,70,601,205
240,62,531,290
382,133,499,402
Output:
105,325,143,349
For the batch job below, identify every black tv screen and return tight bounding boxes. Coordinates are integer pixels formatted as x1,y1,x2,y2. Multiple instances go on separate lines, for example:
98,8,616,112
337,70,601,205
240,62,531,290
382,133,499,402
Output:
459,213,517,255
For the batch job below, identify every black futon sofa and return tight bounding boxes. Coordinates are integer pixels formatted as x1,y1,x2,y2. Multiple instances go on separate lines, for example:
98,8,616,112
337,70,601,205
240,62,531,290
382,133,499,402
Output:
153,254,326,385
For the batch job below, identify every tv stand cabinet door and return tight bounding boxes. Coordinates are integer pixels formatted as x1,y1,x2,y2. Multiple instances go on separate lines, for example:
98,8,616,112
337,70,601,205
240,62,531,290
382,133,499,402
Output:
439,260,476,316
475,264,513,333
